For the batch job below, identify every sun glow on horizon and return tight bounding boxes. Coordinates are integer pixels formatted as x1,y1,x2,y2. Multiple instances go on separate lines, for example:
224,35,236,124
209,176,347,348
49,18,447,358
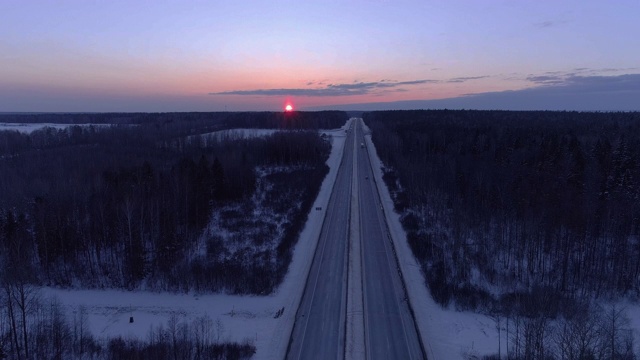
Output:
285,104,293,112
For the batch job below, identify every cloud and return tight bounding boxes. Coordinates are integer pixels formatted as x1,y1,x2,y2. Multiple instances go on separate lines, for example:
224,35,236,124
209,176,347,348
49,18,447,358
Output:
559,73,640,93
526,75,566,85
210,77,489,97
447,76,489,83
308,73,640,111
533,19,568,28
534,20,555,28
210,79,437,97
525,72,640,91
522,67,640,89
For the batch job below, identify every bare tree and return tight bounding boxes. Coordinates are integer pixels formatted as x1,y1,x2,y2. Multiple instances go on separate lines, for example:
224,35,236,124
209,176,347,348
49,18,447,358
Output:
49,298,70,359
2,277,39,360
555,304,601,359
167,312,180,360
598,304,634,360
215,317,224,343
193,314,213,357
73,305,90,356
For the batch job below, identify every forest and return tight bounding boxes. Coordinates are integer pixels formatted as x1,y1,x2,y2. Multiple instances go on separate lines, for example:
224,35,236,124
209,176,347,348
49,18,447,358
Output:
0,111,345,129
365,110,640,358
0,111,346,359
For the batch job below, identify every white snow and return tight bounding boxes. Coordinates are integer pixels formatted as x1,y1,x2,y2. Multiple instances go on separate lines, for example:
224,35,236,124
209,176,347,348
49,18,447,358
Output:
362,119,507,359
40,119,353,359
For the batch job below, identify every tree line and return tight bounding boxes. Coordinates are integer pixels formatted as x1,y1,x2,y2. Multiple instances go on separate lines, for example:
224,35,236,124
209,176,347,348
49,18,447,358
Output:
0,111,346,155
0,111,346,129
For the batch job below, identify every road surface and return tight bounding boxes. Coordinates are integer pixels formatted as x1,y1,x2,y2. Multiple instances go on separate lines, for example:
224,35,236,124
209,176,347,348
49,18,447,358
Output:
287,119,424,359
286,122,354,359
356,119,424,359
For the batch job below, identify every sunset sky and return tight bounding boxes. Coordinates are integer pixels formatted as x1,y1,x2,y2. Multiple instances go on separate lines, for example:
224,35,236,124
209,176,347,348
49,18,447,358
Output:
1,0,639,112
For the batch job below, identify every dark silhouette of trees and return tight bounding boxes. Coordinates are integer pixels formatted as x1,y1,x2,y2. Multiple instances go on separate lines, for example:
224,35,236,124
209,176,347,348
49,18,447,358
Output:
0,111,345,295
366,110,640,358
5,111,343,360
365,110,640,311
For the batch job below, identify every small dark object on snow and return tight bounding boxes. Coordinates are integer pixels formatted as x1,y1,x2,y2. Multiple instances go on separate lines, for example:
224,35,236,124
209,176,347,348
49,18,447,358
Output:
274,307,285,318
129,316,134,323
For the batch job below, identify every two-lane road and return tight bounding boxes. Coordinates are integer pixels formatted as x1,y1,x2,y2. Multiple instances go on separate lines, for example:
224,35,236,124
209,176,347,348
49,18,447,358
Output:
287,119,424,359
286,122,354,359
356,119,424,359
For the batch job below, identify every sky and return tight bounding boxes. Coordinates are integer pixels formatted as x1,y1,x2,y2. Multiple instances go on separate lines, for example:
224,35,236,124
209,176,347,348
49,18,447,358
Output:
1,0,639,112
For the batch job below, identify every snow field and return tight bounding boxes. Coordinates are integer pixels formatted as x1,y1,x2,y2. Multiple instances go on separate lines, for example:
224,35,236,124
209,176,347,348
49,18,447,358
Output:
41,119,354,359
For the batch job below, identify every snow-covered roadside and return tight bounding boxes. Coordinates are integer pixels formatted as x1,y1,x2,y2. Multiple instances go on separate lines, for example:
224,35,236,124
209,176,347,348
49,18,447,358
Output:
362,119,507,359
41,119,353,359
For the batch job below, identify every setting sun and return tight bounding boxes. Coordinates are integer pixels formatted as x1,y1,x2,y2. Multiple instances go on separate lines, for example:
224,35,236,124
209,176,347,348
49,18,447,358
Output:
285,104,293,112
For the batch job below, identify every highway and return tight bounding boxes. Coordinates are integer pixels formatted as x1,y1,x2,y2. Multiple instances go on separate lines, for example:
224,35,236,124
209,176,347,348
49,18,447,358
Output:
286,121,354,359
287,119,424,359
356,119,424,359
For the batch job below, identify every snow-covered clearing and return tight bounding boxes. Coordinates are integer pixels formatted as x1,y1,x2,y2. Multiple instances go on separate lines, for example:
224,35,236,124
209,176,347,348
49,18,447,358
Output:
40,119,353,359
0,123,110,133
